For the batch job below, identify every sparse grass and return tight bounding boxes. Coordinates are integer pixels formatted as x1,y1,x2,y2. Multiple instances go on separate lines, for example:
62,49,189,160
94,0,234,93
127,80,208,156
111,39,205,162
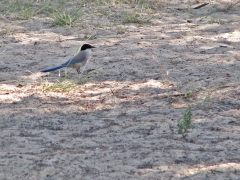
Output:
22,4,32,19
0,0,161,26
38,68,104,92
208,14,224,24
122,11,147,24
40,68,104,91
0,0,34,20
35,3,56,15
97,7,109,17
184,91,197,100
140,0,166,10
0,0,83,25
0,27,12,36
204,92,212,102
78,68,105,84
43,80,77,92
185,91,194,98
226,0,240,11
177,105,193,138
116,26,129,34
98,0,165,9
99,0,136,5
39,73,78,92
51,7,82,27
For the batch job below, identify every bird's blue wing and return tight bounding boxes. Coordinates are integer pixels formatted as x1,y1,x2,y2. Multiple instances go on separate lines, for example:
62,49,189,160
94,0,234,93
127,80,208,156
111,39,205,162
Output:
62,57,88,66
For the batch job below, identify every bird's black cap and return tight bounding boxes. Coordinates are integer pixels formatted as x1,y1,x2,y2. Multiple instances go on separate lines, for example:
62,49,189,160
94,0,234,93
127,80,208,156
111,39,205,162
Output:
81,44,96,50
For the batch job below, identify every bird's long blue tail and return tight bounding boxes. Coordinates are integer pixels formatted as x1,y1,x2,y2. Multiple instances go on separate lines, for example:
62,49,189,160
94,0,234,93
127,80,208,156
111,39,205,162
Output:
41,65,65,72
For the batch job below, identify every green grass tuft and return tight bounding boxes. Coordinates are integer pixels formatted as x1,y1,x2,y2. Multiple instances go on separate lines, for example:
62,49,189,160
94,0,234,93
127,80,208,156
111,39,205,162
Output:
122,11,147,24
43,79,77,92
22,4,33,19
177,105,193,137
51,7,82,27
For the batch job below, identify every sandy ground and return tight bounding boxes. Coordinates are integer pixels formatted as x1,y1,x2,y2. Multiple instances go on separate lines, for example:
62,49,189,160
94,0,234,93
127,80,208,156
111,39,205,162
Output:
1,1,240,179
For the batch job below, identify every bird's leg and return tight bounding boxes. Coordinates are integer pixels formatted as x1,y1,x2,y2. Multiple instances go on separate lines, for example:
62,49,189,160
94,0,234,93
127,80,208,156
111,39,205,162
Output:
64,68,67,76
78,67,85,80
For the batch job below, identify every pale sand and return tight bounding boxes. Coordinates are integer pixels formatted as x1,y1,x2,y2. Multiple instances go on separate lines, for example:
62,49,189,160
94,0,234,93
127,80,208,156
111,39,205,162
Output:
0,1,240,179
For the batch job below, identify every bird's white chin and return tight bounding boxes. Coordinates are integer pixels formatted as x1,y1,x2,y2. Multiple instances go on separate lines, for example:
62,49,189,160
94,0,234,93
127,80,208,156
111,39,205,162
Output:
85,49,91,53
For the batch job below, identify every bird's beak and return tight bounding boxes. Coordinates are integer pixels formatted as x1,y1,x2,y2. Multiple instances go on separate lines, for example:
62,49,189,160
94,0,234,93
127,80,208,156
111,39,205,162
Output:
91,46,96,48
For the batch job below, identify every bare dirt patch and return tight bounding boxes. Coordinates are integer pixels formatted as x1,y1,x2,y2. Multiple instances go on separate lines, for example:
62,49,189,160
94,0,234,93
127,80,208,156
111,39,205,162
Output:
1,0,240,179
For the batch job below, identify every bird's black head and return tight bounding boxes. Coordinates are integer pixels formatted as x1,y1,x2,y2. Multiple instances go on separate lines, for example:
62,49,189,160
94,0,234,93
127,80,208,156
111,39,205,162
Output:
81,44,96,51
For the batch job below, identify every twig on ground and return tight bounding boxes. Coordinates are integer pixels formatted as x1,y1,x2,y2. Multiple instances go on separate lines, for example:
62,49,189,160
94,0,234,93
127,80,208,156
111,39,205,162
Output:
193,3,209,9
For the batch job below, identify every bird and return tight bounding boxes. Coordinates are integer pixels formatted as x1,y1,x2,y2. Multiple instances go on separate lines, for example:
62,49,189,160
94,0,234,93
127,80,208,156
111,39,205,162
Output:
41,44,95,74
